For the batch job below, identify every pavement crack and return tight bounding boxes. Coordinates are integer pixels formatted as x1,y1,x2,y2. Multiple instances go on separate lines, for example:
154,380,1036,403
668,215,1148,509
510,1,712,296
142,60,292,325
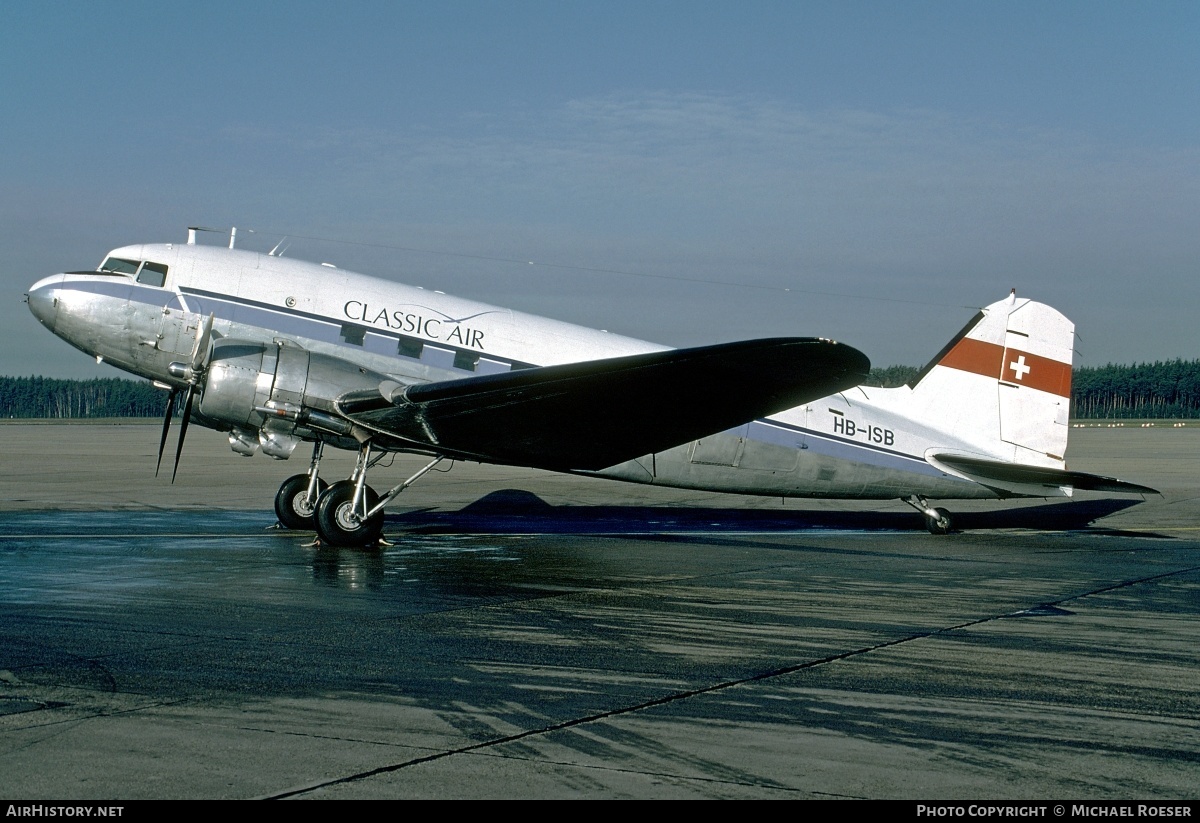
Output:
263,562,1200,800
259,617,1008,799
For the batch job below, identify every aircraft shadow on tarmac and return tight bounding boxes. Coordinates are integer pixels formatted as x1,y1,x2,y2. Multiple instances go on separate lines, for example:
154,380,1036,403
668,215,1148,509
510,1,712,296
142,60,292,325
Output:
388,489,1153,536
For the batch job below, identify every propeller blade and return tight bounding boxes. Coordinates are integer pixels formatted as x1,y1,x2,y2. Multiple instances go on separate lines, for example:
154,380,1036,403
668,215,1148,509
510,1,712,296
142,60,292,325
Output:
155,388,178,477
189,312,215,373
172,385,195,484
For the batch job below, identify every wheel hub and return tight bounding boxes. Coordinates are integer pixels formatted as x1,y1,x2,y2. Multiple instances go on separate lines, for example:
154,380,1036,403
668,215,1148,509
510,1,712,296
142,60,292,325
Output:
292,494,316,517
334,501,363,531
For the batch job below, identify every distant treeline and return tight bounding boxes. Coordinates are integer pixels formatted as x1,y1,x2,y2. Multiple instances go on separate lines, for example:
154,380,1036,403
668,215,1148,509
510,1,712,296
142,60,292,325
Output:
1072,360,1200,419
0,376,165,419
5,361,1200,419
864,366,922,389
866,360,1200,419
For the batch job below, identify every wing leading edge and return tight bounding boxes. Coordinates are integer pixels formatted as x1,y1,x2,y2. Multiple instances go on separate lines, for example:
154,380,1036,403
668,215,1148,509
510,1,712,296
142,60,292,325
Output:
337,337,870,471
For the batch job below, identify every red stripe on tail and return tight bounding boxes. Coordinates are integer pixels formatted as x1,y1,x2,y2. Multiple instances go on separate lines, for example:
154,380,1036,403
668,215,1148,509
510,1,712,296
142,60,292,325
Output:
1000,348,1071,397
939,338,1070,397
938,337,1004,379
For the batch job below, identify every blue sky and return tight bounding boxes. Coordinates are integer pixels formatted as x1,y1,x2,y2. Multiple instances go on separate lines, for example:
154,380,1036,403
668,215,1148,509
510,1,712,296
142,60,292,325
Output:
3,1,1198,378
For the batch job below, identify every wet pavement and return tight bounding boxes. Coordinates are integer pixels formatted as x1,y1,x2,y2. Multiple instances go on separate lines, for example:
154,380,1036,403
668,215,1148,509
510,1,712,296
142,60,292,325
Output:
0,424,1197,799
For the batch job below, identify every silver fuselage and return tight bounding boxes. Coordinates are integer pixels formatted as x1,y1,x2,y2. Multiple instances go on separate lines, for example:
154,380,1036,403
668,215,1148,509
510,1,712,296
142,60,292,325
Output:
27,241,1004,501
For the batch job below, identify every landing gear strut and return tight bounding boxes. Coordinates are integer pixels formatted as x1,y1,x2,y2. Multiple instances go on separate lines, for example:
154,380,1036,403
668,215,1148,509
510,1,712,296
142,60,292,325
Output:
311,441,446,548
903,495,954,535
313,440,382,547
315,480,383,546
274,442,327,530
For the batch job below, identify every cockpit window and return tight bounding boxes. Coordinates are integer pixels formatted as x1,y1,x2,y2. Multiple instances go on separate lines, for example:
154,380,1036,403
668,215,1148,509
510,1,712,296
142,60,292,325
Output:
137,262,168,287
99,257,140,275
96,257,169,285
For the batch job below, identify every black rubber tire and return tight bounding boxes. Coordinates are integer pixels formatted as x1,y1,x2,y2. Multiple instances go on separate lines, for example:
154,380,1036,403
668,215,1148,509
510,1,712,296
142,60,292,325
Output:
274,474,328,530
314,480,383,547
925,507,953,535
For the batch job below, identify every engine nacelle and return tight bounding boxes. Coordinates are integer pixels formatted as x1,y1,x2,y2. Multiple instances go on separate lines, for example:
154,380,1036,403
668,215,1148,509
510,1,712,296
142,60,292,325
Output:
197,339,391,458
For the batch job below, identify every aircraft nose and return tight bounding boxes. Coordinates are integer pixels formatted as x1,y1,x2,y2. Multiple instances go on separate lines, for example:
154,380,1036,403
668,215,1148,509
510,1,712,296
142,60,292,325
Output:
26,274,63,330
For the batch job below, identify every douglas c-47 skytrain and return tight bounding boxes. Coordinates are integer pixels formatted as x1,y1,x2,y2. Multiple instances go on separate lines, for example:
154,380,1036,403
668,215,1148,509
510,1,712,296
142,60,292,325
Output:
26,228,1155,546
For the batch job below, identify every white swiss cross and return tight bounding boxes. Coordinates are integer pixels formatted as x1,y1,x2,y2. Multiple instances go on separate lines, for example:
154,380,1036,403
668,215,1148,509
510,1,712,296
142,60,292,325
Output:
1009,354,1031,381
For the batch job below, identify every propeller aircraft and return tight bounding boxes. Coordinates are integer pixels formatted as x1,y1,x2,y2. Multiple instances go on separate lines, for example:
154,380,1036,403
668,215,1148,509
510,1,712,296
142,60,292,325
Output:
25,228,1154,546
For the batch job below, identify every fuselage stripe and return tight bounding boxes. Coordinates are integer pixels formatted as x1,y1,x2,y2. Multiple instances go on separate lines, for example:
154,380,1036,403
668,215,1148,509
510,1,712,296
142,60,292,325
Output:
752,419,932,467
179,286,535,371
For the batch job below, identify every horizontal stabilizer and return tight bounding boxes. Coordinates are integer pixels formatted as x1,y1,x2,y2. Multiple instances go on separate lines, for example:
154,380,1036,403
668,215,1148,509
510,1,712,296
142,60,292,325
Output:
338,338,870,471
933,454,1158,495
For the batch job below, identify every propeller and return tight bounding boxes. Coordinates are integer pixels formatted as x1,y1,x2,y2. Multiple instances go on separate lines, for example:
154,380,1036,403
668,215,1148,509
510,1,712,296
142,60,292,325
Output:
154,387,178,477
157,313,214,484
172,385,196,483
190,310,214,373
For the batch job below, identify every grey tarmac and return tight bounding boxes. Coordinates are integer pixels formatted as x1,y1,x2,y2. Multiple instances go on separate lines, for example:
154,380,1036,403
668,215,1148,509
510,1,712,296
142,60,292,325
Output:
0,422,1196,799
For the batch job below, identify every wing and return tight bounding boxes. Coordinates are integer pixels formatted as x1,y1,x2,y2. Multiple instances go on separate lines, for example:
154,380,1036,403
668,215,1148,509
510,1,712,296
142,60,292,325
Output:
932,454,1159,495
337,337,870,471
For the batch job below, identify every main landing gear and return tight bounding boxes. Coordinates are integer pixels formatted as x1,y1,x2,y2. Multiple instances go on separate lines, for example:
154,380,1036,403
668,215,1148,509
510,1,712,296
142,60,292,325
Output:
903,495,954,535
272,440,383,545
274,439,445,548
315,480,383,547
274,442,328,530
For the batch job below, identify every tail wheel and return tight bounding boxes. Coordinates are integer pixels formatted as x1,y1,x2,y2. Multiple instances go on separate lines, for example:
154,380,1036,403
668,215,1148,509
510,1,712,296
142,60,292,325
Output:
314,480,383,547
925,507,953,535
274,474,328,530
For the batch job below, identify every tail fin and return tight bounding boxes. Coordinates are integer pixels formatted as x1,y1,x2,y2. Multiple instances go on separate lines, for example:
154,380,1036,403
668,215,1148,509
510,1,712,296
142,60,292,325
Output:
908,290,1073,466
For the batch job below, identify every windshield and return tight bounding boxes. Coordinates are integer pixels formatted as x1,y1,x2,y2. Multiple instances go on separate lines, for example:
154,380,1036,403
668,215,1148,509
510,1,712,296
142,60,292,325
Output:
96,256,169,286
99,256,140,275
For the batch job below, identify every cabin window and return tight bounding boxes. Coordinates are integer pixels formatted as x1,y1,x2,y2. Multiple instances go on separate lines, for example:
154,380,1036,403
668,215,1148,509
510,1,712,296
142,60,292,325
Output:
453,351,480,371
99,257,140,275
136,262,168,287
340,323,366,346
397,337,424,359
475,357,511,375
